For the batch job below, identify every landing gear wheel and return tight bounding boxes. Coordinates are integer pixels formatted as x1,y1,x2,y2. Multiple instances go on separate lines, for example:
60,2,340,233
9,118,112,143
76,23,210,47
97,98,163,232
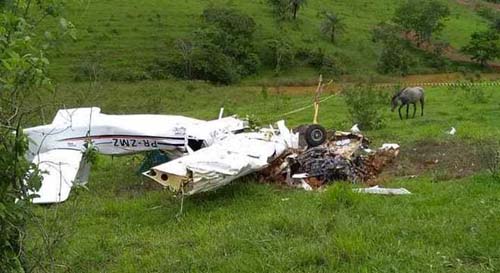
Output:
305,124,327,147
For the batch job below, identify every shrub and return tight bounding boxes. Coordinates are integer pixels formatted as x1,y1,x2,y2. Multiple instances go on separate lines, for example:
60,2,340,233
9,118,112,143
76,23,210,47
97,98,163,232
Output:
393,0,450,45
372,23,415,75
477,141,500,179
461,30,500,66
151,7,259,84
267,0,288,20
342,84,385,130
455,81,490,104
377,42,414,75
263,37,295,74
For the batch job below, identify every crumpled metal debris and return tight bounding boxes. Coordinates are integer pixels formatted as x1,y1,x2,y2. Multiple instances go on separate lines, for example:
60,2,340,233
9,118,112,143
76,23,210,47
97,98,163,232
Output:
259,129,399,190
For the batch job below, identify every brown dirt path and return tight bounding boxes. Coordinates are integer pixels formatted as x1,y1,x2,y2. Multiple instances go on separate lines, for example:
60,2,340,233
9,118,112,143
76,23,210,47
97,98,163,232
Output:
265,73,500,95
456,0,500,11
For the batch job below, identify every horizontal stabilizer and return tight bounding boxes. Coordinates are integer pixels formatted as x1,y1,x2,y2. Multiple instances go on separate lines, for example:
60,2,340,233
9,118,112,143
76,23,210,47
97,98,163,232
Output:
31,149,84,204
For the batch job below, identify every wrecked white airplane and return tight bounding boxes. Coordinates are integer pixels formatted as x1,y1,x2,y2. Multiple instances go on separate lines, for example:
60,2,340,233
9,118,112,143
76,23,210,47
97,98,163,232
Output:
24,107,398,205
24,107,248,204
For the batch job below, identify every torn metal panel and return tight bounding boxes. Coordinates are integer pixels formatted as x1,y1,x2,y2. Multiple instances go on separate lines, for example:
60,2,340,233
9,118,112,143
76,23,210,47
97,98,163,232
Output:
144,122,298,195
354,185,411,195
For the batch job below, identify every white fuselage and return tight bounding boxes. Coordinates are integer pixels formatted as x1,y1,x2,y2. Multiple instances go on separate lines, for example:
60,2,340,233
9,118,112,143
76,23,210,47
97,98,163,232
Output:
24,107,245,160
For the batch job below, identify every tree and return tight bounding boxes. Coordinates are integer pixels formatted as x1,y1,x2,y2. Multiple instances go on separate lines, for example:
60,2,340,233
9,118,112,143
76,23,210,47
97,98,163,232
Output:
393,0,450,45
157,7,259,84
492,17,500,32
290,0,307,19
1,1,75,272
264,37,295,74
372,23,414,75
320,12,345,43
267,0,307,20
462,30,500,66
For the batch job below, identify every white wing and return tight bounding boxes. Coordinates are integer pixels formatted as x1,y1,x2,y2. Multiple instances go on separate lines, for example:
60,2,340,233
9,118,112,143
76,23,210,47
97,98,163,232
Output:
31,149,84,204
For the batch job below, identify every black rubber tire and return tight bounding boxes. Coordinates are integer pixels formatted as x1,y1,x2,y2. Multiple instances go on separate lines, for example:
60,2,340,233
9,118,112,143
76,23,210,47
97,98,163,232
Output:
305,124,327,147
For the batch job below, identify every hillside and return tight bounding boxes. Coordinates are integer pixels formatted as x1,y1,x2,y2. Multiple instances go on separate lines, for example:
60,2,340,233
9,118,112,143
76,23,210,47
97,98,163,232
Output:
50,0,490,82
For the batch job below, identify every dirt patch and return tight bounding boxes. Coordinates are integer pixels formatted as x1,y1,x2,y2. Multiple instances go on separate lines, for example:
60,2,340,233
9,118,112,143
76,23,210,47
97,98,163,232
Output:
456,0,500,11
263,73,500,95
383,139,487,181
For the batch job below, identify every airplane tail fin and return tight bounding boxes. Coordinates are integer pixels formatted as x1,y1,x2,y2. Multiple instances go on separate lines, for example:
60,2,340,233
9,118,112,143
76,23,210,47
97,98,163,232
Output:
51,107,101,127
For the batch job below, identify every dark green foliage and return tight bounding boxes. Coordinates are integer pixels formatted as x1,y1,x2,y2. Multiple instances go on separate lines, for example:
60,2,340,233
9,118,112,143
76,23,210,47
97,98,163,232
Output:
153,7,259,84
393,0,450,45
372,23,414,75
267,0,290,21
493,17,500,32
0,1,74,271
290,0,307,19
262,37,295,74
342,84,385,129
377,43,414,75
267,0,307,20
461,30,500,66
296,47,345,76
0,133,42,273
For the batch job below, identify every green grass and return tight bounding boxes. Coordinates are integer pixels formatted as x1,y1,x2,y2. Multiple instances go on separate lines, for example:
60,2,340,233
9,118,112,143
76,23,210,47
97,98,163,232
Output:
27,81,500,272
48,0,489,81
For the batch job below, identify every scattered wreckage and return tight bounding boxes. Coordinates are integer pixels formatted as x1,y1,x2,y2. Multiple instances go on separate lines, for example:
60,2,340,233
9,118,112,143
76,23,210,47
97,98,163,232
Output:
258,129,400,191
144,121,400,196
24,107,400,204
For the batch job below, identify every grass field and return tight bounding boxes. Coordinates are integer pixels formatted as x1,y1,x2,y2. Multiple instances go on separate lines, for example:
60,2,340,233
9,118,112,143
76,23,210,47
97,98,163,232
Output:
27,81,500,272
47,0,489,81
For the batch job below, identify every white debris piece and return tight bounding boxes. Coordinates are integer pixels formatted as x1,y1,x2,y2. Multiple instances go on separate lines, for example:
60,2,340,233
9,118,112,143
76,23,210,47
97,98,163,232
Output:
448,127,456,135
381,143,400,150
354,185,411,195
292,173,309,179
350,124,361,134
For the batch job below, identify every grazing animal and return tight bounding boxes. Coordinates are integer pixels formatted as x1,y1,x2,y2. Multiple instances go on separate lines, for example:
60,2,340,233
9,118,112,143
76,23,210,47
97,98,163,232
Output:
391,87,425,120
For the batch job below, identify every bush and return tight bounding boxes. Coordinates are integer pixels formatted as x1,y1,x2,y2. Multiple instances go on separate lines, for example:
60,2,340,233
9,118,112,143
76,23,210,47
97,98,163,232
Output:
343,84,385,130
267,0,291,21
262,37,295,74
295,47,345,76
393,0,450,45
477,141,500,179
454,81,490,104
372,23,415,75
151,7,259,84
461,30,500,66
377,42,414,75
